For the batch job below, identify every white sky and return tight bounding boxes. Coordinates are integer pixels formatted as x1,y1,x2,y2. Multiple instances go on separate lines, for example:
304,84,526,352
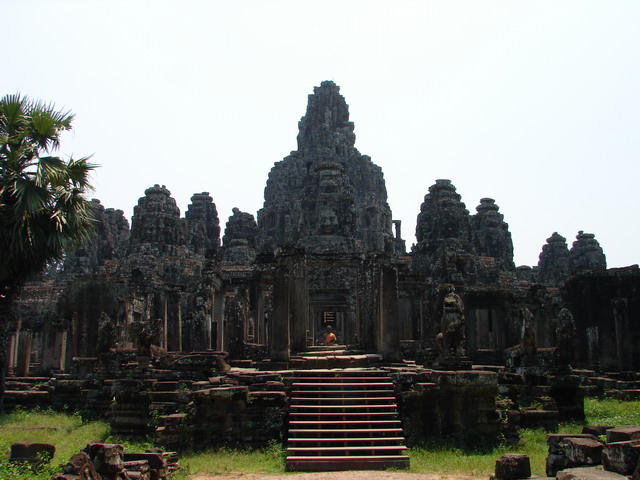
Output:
4,1,639,267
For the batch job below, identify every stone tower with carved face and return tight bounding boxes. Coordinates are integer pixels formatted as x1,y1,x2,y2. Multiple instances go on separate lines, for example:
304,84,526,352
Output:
257,81,402,359
257,81,397,255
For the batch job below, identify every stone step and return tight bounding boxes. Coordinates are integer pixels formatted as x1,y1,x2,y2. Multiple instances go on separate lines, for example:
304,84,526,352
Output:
290,404,397,411
148,391,191,402
298,351,348,357
287,445,407,455
289,411,399,419
285,368,409,471
290,368,389,376
6,377,50,383
291,382,393,389
291,396,395,405
303,346,349,353
293,389,394,397
289,428,404,437
157,413,189,426
289,419,402,428
288,437,406,445
292,376,390,382
289,356,385,368
285,455,410,472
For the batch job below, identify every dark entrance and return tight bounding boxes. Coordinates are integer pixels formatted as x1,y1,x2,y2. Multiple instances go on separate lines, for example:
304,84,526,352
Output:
310,305,346,346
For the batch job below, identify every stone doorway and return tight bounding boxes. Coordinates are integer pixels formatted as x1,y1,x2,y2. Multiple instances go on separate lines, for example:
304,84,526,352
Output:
311,307,346,346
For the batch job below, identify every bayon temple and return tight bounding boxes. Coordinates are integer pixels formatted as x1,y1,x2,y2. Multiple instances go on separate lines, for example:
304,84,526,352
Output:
5,81,640,456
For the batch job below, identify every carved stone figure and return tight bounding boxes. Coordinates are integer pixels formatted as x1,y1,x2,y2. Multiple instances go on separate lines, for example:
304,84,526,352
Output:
555,307,576,368
130,321,153,357
96,312,117,354
437,285,466,356
520,307,537,367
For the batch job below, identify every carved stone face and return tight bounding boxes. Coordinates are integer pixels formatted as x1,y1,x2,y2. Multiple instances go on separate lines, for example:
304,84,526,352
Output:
318,207,339,234
142,218,156,242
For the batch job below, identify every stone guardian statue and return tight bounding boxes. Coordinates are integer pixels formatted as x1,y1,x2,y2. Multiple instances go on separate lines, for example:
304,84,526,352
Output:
437,285,467,357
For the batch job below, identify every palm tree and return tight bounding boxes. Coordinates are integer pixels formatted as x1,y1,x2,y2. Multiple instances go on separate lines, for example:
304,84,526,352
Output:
0,93,96,413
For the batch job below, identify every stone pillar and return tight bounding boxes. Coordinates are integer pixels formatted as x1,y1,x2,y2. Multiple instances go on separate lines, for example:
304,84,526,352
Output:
58,330,68,372
612,298,631,370
7,331,17,375
162,298,168,349
380,264,401,362
165,293,183,352
40,325,56,373
256,292,265,345
205,312,212,350
291,259,307,353
271,264,290,362
214,292,224,351
392,220,402,239
177,300,183,352
586,326,600,370
17,330,32,377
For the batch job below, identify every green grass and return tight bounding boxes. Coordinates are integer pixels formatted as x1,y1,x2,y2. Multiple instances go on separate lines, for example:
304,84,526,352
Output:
0,407,110,479
177,441,286,478
1,398,639,479
408,397,640,477
584,397,640,426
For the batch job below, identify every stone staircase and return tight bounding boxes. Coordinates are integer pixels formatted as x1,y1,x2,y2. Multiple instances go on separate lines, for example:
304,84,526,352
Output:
285,368,410,471
258,344,384,370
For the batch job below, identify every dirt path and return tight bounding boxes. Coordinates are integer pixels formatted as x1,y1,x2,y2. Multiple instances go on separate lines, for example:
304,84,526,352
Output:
191,472,485,480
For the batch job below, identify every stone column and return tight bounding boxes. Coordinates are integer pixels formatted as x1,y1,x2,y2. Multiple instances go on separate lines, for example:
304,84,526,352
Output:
7,331,17,375
291,259,307,353
392,220,402,239
612,298,631,370
380,264,401,362
271,263,290,362
40,324,56,373
15,330,32,376
165,293,183,352
213,292,225,351
58,330,68,372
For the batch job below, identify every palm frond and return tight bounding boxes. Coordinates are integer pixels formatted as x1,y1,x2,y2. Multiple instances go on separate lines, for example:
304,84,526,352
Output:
29,107,73,152
12,177,48,216
35,156,66,186
30,99,74,128
0,94,27,137
66,156,96,189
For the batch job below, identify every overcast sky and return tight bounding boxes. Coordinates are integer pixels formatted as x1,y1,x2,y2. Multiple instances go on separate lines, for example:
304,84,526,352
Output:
4,1,639,268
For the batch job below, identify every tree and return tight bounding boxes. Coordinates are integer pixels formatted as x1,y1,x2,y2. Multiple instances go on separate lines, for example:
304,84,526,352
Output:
0,93,96,413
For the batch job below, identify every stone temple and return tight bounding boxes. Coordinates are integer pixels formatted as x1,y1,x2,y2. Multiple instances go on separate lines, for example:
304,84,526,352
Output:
8,79,640,373
5,82,640,458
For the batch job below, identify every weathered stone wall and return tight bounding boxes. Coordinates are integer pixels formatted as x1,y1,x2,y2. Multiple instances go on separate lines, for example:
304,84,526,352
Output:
393,370,501,446
564,266,640,371
62,199,130,276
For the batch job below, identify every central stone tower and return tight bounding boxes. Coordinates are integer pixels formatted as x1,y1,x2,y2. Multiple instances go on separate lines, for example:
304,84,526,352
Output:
257,81,396,255
257,81,403,361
